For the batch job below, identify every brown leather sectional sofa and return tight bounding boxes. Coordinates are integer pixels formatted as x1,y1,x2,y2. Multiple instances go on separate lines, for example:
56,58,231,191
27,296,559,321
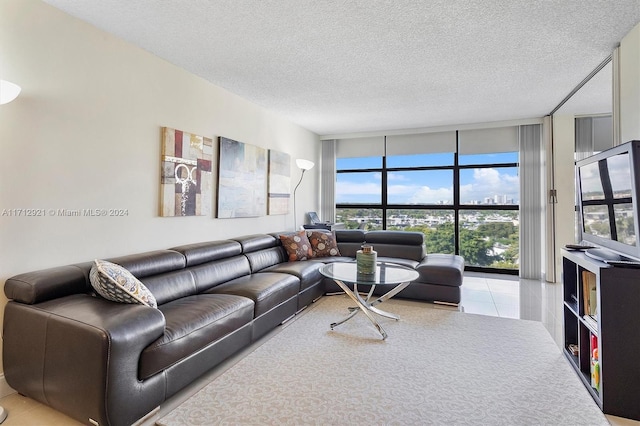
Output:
2,230,464,425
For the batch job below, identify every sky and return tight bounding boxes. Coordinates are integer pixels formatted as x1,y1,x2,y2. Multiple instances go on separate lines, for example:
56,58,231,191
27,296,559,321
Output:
336,152,519,205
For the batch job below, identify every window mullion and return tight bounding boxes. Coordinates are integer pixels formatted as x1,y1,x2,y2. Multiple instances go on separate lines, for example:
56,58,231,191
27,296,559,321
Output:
382,155,388,229
454,131,460,255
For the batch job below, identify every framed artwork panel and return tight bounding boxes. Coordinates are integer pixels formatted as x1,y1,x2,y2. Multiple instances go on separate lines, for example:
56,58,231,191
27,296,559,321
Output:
160,127,212,217
217,137,267,218
268,150,291,215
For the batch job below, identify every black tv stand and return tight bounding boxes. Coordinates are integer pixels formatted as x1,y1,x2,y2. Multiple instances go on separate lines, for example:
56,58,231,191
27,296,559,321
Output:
562,249,640,420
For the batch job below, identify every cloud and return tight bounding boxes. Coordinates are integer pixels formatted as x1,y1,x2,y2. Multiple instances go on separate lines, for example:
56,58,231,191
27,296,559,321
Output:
387,173,408,181
405,186,453,204
386,182,453,204
459,168,519,202
336,180,381,202
336,167,519,204
387,184,415,195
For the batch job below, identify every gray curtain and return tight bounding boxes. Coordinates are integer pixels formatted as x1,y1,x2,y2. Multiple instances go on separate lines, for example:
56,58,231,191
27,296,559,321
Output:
575,116,613,161
575,117,594,161
519,124,543,279
320,139,336,223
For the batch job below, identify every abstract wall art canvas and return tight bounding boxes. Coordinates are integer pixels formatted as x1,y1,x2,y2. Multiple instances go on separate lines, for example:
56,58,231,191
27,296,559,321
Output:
160,127,213,217
217,137,267,218
267,150,291,215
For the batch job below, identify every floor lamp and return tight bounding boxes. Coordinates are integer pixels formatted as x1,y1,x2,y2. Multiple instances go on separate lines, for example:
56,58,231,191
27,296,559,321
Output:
0,78,20,425
293,158,314,230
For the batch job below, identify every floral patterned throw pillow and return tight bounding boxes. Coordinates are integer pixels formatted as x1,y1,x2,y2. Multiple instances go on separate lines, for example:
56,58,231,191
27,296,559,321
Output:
307,230,341,258
279,231,313,261
89,259,158,308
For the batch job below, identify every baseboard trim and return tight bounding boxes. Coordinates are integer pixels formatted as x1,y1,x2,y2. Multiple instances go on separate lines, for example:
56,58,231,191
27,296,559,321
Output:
0,374,15,399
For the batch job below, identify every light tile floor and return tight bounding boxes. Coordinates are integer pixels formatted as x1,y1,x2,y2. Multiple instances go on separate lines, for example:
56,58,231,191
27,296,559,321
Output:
1,273,638,425
460,271,564,348
459,271,638,426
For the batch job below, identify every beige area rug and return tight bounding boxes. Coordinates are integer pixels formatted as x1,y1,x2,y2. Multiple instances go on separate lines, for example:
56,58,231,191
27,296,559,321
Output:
157,295,608,426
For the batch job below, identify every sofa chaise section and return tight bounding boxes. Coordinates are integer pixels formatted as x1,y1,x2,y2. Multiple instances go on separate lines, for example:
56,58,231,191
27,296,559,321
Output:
327,230,465,304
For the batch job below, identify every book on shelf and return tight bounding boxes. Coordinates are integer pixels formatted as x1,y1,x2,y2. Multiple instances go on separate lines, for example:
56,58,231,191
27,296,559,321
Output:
583,314,598,330
581,270,598,316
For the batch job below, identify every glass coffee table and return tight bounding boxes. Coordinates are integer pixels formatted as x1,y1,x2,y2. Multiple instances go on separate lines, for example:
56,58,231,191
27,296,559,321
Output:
319,261,419,340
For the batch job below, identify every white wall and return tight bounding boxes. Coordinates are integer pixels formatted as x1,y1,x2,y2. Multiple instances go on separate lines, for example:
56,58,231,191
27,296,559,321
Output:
620,22,640,142
551,114,578,278
551,21,640,283
0,0,319,380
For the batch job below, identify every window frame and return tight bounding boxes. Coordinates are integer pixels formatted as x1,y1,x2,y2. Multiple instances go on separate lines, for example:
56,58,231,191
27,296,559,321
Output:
336,133,519,274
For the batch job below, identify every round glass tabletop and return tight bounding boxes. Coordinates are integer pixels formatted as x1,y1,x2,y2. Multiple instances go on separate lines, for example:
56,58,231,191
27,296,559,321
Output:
319,261,419,285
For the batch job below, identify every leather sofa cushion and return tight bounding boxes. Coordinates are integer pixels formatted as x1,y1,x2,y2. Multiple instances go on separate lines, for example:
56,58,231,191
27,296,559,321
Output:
364,231,425,261
371,244,424,261
106,250,186,278
170,240,242,266
139,269,196,306
365,230,424,245
139,294,254,379
334,231,366,258
187,255,252,293
4,265,90,304
396,282,461,304
207,272,299,318
377,257,419,269
335,230,366,242
335,242,362,258
245,247,286,273
416,254,465,287
232,234,278,253
307,256,354,264
264,261,324,291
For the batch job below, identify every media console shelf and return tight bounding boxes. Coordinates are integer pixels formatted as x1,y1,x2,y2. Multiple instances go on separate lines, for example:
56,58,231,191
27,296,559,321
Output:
562,249,640,420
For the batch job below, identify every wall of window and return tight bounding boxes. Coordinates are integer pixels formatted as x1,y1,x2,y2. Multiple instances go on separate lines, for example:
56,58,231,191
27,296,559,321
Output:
335,128,520,273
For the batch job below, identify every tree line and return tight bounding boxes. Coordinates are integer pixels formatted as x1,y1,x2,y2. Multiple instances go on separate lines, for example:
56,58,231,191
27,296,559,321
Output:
338,210,518,269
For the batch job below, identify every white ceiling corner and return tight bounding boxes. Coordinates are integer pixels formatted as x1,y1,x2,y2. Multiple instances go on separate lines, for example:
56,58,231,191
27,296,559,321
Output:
41,0,640,136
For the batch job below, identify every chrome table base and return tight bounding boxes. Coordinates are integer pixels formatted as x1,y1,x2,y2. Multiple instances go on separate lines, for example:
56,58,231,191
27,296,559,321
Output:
330,279,411,340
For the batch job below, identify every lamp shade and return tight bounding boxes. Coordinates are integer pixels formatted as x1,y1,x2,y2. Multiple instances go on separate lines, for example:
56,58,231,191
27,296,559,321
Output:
296,158,314,171
0,80,21,105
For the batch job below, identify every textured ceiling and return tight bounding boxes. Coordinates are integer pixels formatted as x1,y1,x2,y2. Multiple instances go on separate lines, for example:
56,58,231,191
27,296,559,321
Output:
42,0,640,136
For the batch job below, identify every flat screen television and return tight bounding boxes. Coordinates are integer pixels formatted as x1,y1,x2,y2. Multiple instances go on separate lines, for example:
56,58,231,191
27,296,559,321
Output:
576,140,640,262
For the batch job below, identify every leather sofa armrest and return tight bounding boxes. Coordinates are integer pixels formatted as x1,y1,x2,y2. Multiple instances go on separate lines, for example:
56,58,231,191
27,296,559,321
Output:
415,254,465,287
3,294,167,426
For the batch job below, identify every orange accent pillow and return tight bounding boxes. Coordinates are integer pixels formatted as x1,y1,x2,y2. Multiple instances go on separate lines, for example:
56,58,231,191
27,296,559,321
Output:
307,231,341,258
279,231,313,261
